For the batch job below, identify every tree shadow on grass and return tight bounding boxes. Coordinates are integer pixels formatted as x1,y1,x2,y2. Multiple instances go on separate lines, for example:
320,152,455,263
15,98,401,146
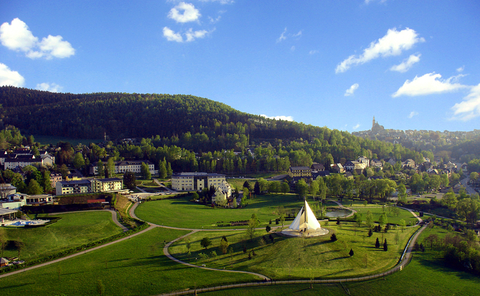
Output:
0,282,37,290
322,268,354,277
416,255,480,282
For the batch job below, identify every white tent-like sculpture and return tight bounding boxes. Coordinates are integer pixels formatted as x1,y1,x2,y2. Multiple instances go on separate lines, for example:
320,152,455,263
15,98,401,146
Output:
282,199,329,237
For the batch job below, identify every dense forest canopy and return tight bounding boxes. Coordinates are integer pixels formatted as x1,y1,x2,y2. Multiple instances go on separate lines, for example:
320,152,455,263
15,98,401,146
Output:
0,86,427,164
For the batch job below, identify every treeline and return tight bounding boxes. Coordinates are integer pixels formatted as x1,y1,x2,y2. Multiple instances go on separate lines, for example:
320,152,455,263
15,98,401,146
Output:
0,87,429,166
423,219,480,275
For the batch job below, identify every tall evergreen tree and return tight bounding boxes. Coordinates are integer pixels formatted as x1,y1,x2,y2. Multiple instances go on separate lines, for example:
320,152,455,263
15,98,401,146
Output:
97,160,104,177
141,162,151,180
158,158,167,179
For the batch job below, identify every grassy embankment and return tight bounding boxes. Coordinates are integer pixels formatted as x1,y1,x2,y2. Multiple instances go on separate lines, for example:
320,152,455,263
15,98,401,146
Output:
170,224,417,280
1,211,123,260
200,226,480,296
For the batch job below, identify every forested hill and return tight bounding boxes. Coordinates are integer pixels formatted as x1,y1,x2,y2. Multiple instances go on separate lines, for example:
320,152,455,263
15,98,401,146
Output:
0,86,331,142
0,86,427,162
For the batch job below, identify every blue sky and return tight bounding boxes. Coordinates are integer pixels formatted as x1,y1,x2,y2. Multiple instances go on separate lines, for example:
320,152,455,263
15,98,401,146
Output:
1,0,479,132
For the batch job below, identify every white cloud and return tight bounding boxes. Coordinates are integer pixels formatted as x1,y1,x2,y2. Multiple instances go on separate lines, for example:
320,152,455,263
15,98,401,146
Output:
277,28,287,43
36,82,62,92
163,27,211,42
185,28,208,42
335,27,424,73
0,63,25,87
290,46,295,52
168,2,201,23
292,30,302,38
392,72,468,97
260,114,294,121
163,27,183,42
408,111,418,118
0,18,74,59
38,35,75,59
451,84,480,121
309,50,318,55
390,54,421,73
457,66,465,72
0,18,37,52
353,123,360,130
345,83,359,96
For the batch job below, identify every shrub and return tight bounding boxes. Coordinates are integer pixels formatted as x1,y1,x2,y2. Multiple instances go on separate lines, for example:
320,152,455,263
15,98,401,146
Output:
330,233,337,242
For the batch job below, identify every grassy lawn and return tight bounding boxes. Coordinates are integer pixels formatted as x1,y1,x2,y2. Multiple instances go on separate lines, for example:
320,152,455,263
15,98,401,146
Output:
0,227,258,296
135,194,307,229
170,224,417,280
1,211,123,260
349,206,419,226
202,228,480,296
135,194,419,229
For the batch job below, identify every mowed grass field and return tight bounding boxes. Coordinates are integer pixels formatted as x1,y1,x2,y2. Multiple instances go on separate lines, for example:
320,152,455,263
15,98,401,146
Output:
197,227,480,296
0,227,259,296
135,194,308,229
1,196,479,295
1,211,123,260
135,193,419,229
170,224,417,280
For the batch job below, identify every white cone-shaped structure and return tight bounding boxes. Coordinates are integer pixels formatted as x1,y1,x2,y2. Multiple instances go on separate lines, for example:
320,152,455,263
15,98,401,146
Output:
288,199,321,232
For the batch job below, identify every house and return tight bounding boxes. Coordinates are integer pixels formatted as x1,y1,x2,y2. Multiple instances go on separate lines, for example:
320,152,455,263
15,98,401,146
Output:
0,208,17,224
370,159,383,170
0,183,16,199
171,172,229,193
212,181,232,205
56,180,92,195
386,158,396,166
4,155,41,170
288,166,312,178
50,173,63,188
91,178,123,192
402,159,416,169
3,150,55,169
311,163,325,172
358,156,370,167
25,194,54,205
345,161,367,172
330,163,345,173
90,160,157,175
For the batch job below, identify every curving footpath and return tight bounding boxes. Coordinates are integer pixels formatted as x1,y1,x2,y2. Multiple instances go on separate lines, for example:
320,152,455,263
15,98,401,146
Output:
154,201,428,296
0,223,155,279
0,201,427,295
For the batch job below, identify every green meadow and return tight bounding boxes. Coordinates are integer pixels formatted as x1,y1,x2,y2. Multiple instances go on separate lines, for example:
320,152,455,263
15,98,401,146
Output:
0,227,258,296
170,224,416,280
1,211,123,260
135,194,308,229
1,193,479,295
